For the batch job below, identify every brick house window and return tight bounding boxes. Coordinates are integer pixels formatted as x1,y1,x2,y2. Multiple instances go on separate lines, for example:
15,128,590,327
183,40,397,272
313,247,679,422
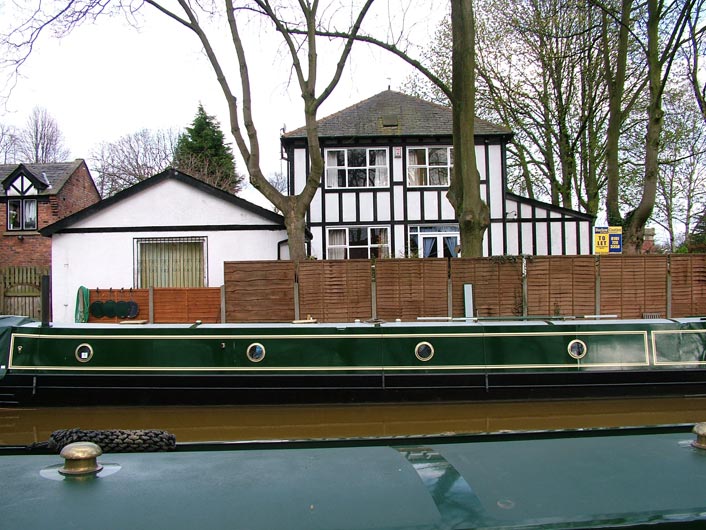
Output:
7,198,38,231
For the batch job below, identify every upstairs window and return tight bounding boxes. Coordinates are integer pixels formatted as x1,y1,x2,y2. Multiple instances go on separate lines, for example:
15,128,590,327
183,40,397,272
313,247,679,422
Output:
407,147,453,187
327,226,390,259
7,198,37,231
325,148,389,188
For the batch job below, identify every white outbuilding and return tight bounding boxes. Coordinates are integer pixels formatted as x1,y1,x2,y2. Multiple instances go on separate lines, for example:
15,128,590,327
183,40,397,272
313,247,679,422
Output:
41,169,287,323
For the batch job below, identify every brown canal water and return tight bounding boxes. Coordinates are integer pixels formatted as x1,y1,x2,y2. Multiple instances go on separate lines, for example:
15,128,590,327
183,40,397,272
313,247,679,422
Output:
2,396,706,446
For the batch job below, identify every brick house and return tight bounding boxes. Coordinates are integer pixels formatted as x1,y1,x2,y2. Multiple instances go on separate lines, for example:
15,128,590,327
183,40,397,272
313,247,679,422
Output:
1,160,100,267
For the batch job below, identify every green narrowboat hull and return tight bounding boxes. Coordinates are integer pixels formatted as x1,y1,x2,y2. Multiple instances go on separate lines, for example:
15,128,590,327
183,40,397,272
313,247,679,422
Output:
1,316,705,403
2,425,706,529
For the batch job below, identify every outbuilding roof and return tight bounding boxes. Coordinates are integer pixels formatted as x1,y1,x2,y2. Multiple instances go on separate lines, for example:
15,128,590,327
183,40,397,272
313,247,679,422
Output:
282,90,511,140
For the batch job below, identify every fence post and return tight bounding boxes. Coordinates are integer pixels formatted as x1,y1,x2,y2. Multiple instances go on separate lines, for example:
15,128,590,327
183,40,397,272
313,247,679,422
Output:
41,275,51,326
220,285,226,323
595,255,601,315
0,270,4,314
522,256,528,317
371,261,377,320
148,287,154,323
666,254,672,318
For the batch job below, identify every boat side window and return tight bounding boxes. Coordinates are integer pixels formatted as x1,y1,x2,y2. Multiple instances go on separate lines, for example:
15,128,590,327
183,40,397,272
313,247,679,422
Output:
247,343,266,363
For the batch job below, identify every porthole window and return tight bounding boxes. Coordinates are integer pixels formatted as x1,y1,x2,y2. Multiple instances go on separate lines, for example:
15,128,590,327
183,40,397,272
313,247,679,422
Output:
415,341,435,362
567,339,587,360
246,343,266,363
75,343,94,363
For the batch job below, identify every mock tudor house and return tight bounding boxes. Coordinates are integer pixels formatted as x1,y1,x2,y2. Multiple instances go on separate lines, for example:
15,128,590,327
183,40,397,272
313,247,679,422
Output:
1,160,100,267
40,169,287,323
281,90,594,259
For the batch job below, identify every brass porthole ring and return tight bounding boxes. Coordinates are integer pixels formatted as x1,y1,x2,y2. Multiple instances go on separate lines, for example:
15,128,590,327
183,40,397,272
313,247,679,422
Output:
415,341,434,362
567,339,587,360
75,343,94,363
246,343,266,363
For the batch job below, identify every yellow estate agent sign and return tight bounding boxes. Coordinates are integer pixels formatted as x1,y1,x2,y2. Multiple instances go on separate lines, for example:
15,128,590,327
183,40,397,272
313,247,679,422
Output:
594,226,623,254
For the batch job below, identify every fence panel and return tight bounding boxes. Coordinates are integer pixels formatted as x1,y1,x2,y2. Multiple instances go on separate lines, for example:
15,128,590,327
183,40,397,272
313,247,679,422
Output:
299,260,372,322
527,256,596,317
670,254,706,317
224,261,295,323
1,266,49,319
450,258,523,317
376,259,448,321
153,288,221,323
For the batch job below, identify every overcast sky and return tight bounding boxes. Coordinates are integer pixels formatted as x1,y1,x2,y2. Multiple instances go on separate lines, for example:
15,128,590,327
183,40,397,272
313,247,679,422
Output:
0,2,446,204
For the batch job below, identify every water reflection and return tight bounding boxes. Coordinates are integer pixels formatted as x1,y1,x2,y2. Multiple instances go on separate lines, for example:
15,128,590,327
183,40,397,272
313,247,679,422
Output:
1,396,705,446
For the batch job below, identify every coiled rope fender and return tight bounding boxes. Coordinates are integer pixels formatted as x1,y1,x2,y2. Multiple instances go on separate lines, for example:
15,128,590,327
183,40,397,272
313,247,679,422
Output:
47,428,176,453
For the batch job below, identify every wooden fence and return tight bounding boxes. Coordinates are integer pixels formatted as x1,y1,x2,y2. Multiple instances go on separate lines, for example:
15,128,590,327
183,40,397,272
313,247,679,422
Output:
87,287,223,323
225,255,706,323
0,266,50,320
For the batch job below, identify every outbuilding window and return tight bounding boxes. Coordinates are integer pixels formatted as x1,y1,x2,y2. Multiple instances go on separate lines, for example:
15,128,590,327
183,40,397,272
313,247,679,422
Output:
134,237,207,288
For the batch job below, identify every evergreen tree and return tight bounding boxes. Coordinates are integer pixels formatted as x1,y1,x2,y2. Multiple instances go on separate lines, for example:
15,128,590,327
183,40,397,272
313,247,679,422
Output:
174,104,243,193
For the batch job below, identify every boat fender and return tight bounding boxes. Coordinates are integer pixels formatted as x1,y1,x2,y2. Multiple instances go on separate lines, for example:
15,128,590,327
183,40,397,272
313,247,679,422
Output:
46,428,176,453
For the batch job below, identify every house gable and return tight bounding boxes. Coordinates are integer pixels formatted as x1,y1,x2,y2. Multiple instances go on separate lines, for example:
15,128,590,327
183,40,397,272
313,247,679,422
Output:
1,159,100,268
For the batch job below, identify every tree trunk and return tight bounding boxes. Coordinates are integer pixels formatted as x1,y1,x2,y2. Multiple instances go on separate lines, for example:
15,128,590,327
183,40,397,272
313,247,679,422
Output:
603,1,632,228
448,0,488,257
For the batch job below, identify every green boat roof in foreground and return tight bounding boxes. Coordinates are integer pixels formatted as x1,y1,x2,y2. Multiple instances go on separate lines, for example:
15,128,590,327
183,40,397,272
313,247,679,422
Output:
1,425,705,529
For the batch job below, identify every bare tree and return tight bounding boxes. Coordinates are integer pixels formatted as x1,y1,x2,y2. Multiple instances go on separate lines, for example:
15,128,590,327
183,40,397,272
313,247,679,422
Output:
18,106,70,163
0,122,19,163
90,128,178,198
2,1,375,262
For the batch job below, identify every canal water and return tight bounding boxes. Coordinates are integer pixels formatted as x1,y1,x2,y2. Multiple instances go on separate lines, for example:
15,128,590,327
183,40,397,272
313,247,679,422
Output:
1,396,705,446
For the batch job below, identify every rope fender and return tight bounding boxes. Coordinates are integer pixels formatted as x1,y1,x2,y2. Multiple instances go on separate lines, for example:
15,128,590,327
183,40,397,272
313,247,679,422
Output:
48,428,176,453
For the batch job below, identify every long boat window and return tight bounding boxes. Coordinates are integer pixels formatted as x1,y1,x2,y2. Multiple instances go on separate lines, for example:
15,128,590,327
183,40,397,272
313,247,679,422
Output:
134,237,207,288
325,148,389,188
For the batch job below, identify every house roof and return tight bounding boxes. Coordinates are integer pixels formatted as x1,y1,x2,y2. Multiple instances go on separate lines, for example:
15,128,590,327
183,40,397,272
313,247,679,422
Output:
0,160,86,195
40,168,285,236
282,90,512,140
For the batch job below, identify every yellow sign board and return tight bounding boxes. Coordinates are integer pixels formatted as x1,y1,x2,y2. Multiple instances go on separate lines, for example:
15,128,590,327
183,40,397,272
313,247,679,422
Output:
594,227,622,254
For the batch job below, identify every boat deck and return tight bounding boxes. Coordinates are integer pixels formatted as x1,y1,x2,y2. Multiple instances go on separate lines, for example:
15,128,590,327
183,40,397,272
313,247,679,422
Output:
2,425,705,529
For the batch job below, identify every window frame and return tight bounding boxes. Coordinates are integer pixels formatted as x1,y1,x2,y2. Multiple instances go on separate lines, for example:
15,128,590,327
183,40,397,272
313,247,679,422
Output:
133,236,208,288
406,146,454,187
408,225,460,258
324,147,389,189
7,198,38,231
326,226,391,259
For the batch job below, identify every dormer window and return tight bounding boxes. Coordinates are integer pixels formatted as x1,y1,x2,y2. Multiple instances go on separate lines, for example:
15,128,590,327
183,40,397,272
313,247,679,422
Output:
7,198,37,230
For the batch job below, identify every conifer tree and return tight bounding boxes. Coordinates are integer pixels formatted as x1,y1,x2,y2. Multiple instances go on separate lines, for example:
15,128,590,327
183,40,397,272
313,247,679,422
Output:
174,104,243,194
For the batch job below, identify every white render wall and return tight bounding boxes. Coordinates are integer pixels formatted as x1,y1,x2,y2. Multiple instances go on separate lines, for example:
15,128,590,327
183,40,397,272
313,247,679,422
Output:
50,178,286,323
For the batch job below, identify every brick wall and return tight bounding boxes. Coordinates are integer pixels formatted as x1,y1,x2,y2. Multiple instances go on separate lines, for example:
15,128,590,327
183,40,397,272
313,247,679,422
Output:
0,160,100,268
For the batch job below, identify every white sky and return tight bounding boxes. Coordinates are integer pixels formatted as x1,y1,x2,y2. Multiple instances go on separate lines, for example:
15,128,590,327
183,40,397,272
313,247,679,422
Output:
0,2,446,206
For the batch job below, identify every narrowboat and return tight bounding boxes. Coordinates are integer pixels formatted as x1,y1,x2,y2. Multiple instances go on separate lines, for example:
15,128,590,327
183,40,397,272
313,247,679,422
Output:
2,424,706,529
1,314,705,404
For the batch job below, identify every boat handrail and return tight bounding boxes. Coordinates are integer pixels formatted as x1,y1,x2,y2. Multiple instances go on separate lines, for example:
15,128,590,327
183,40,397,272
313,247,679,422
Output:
416,314,619,322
